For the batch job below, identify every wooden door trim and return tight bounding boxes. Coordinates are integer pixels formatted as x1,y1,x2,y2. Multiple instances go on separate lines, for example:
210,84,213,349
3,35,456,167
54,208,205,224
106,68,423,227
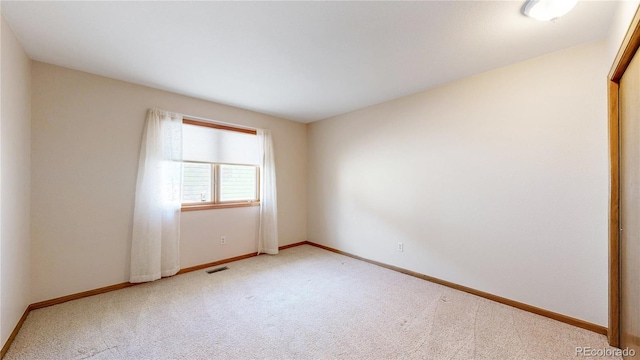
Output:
610,11,640,82
608,6,640,347
608,80,620,347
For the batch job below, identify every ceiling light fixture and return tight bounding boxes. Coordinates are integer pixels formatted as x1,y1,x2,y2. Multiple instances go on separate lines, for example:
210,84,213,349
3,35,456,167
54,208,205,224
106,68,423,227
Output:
522,0,579,21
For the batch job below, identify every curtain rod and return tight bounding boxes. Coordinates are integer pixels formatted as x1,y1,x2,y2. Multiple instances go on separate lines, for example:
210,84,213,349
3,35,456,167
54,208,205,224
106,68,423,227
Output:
181,113,260,132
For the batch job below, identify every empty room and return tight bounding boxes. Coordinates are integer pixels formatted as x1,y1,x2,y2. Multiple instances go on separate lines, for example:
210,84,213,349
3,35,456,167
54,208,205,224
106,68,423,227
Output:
1,0,639,359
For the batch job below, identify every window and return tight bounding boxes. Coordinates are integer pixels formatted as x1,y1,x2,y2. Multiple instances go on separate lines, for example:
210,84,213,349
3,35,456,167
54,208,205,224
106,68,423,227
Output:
219,164,258,202
182,162,212,203
182,162,259,206
181,119,260,211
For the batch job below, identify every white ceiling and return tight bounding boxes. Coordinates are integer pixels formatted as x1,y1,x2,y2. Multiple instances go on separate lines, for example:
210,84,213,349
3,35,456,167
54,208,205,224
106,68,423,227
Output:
1,1,617,123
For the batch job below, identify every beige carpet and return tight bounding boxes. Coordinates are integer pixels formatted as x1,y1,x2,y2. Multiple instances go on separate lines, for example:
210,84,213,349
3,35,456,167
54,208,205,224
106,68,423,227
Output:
5,245,618,359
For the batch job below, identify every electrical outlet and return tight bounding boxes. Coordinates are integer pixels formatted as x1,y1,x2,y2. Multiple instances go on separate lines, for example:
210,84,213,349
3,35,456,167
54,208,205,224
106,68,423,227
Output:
397,242,404,252
221,236,227,245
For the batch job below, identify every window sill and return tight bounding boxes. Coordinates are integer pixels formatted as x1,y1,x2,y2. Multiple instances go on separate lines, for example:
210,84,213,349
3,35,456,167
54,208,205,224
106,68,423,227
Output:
181,202,260,212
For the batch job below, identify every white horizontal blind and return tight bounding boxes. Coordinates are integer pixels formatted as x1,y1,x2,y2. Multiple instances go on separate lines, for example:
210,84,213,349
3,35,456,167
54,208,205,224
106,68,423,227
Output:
183,124,259,165
182,163,212,203
219,165,258,202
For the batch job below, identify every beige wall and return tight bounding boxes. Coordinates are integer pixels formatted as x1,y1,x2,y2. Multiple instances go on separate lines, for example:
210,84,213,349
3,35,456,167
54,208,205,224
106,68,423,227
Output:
1,13,31,346
31,62,307,303
308,41,609,326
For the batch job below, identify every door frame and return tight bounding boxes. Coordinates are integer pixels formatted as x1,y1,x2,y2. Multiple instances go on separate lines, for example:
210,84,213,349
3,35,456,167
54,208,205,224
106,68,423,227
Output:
609,7,640,348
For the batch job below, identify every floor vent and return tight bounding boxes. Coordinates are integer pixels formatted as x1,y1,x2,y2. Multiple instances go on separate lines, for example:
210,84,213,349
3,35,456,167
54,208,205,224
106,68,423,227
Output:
206,266,229,274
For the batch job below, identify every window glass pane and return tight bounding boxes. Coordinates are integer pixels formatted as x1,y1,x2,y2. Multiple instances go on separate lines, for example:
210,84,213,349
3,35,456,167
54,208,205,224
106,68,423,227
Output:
182,163,212,203
219,164,257,202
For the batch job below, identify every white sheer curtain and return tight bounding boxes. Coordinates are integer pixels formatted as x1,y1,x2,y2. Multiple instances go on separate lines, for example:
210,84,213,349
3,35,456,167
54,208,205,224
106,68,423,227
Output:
130,108,183,283
257,129,278,254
